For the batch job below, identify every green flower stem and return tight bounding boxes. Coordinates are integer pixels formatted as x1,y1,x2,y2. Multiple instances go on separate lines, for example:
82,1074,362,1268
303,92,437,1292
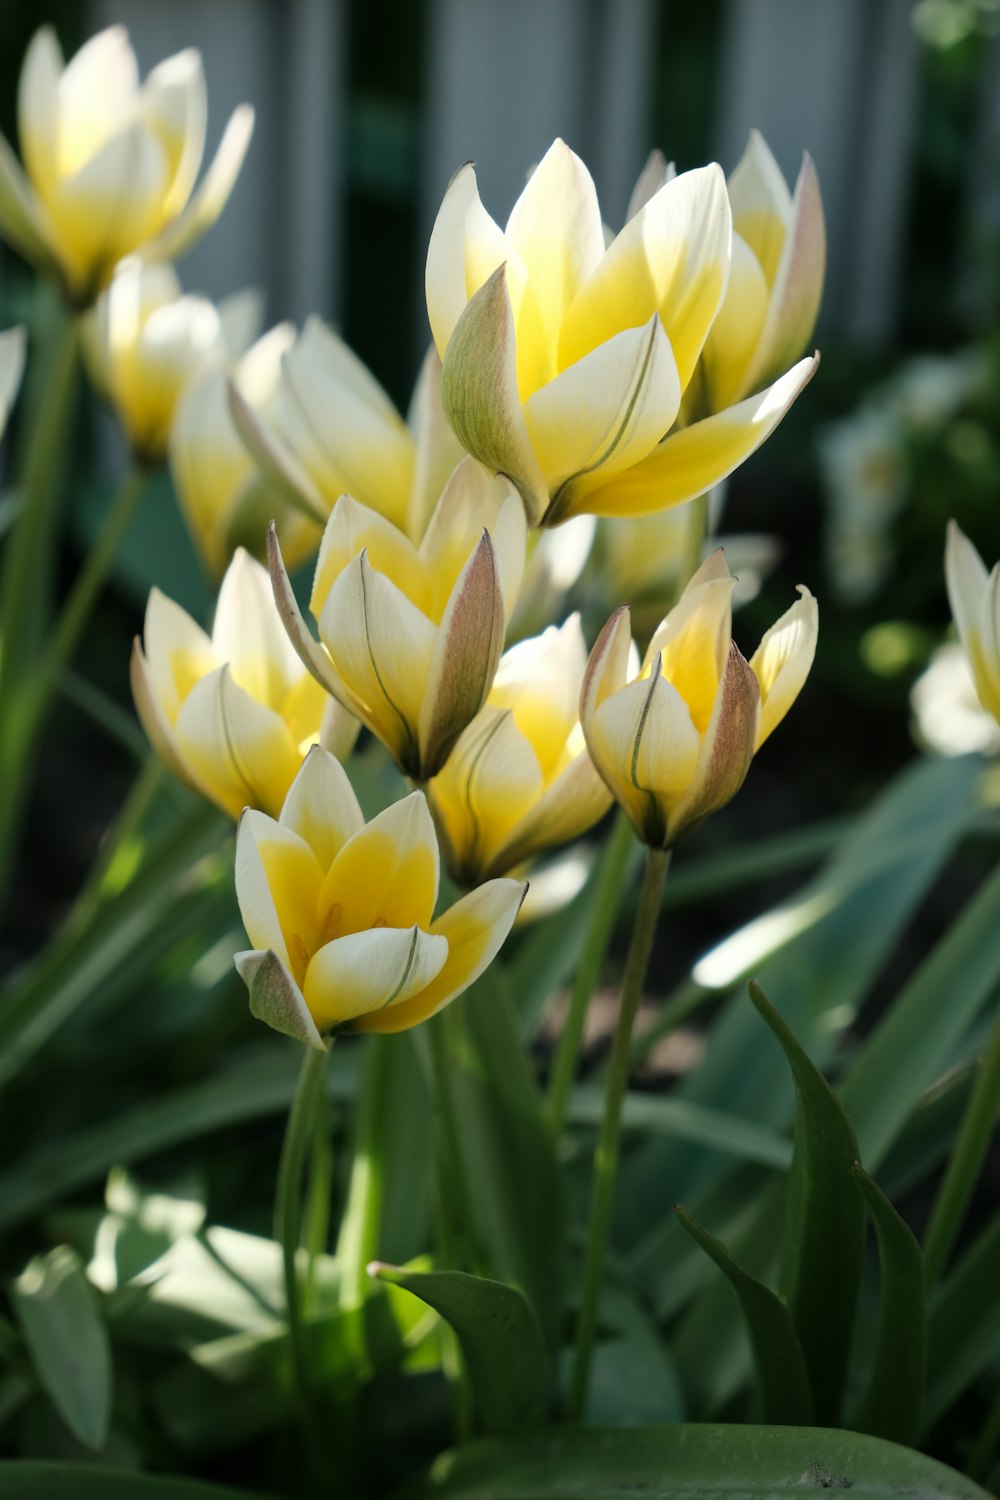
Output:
428,1008,475,1441
923,998,1000,1285
548,812,635,1136
569,843,670,1421
274,1043,331,1406
337,1035,392,1323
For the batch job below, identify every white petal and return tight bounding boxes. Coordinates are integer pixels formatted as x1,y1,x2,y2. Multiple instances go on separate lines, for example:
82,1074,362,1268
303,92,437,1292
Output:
749,586,818,748
304,926,448,1030
147,104,254,262
174,666,302,817
235,808,321,969
141,49,206,218
17,26,62,200
425,161,508,358
212,547,303,704
141,586,214,723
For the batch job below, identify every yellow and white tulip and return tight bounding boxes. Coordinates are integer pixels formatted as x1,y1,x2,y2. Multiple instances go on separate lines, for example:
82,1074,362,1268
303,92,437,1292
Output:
172,316,323,580
269,459,525,781
945,522,1000,726
85,260,224,465
425,138,819,527
428,615,612,883
234,747,526,1046
0,26,253,302
230,317,464,539
131,548,357,819
581,552,817,848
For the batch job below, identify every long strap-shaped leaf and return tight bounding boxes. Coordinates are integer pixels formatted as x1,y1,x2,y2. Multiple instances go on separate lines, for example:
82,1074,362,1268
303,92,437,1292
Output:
413,1424,991,1500
852,1165,927,1445
0,1465,276,1498
674,1205,813,1424
749,981,865,1426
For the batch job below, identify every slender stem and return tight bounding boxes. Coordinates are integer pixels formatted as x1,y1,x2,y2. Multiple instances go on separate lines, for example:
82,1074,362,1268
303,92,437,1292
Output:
923,1000,1000,1285
337,1034,391,1320
274,1043,331,1405
303,1083,333,1321
568,843,670,1421
548,813,635,1135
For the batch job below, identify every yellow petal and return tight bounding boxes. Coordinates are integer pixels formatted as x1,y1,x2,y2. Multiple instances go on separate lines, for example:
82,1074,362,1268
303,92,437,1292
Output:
146,104,254,262
699,232,769,411
235,809,325,980
587,665,701,845
440,264,549,525
648,573,736,734
559,163,731,391
425,161,509,358
212,547,304,706
49,120,168,285
318,551,434,771
420,459,524,617
727,129,792,287
279,745,364,870
742,151,826,396
359,879,527,1034
490,743,612,876
141,49,206,217
305,925,449,1031
505,139,605,388
311,494,423,620
491,614,588,770
749,586,818,748
521,316,680,524
141,586,215,723
577,353,819,519
318,791,440,936
174,665,302,817
670,642,759,840
429,706,543,882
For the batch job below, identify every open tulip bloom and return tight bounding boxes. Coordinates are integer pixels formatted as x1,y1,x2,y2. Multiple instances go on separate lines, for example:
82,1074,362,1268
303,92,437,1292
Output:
234,748,527,1046
0,26,253,302
582,551,818,849
269,459,525,781
131,549,357,819
945,521,1000,725
428,614,612,883
426,138,821,528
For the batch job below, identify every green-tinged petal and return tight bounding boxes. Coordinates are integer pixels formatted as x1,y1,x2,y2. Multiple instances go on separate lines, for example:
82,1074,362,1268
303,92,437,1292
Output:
743,152,826,396
749,586,818,748
559,163,731,391
578,353,819,519
318,790,440,935
235,947,326,1050
426,161,509,358
266,523,352,705
580,605,635,728
441,264,549,525
418,530,505,777
671,642,760,839
587,665,701,845
318,551,435,770
235,808,325,975
279,745,364,868
305,925,448,1029
146,103,254,261
521,316,679,525
360,879,527,1034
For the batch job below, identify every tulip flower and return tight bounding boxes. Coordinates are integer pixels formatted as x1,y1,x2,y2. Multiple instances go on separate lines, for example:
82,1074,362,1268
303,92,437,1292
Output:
428,615,612,883
172,316,323,580
581,552,817,848
0,326,26,441
0,26,253,302
425,138,819,527
685,130,825,416
230,317,464,539
131,549,357,818
84,260,225,466
945,522,1000,725
234,748,526,1046
269,458,525,781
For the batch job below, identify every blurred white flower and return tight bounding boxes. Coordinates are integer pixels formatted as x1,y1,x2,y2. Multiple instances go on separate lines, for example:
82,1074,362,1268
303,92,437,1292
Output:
911,642,1000,757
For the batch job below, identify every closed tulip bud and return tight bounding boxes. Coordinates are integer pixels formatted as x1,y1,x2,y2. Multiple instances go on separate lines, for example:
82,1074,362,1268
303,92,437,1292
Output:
426,138,819,527
945,522,1000,725
581,552,817,848
230,318,464,539
694,130,826,415
0,326,26,441
269,458,525,781
84,260,223,465
0,26,253,302
428,615,612,883
171,316,323,581
234,747,526,1047
131,548,357,818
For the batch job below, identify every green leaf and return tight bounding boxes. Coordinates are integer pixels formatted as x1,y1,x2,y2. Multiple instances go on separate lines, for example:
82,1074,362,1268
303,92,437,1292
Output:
415,1424,992,1500
370,1265,548,1435
840,855,1000,1169
0,1462,278,1498
674,1205,813,1425
569,1087,792,1171
450,967,566,1352
579,1285,684,1425
926,1209,1000,1427
851,1165,926,1445
748,982,865,1425
10,1247,112,1451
